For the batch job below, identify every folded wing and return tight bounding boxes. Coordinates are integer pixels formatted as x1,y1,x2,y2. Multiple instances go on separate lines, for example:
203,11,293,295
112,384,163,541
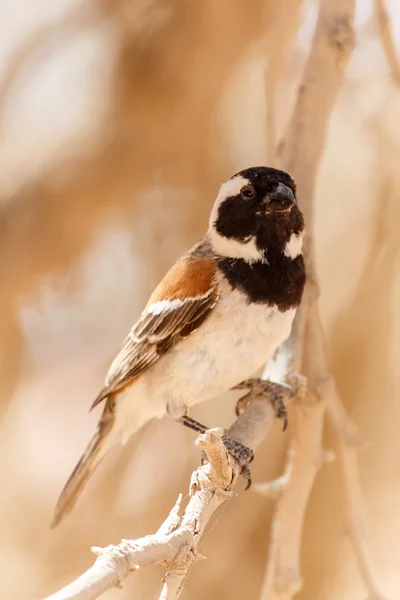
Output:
91,253,218,408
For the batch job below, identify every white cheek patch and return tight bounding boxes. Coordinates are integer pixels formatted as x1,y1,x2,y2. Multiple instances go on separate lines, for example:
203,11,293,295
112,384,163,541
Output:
283,232,304,259
208,174,266,263
208,228,267,263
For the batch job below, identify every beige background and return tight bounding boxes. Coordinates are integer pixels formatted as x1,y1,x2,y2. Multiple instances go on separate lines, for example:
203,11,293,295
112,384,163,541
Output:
1,1,400,598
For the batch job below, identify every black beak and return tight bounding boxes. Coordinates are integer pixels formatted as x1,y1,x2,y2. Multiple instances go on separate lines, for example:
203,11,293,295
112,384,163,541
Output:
266,182,295,212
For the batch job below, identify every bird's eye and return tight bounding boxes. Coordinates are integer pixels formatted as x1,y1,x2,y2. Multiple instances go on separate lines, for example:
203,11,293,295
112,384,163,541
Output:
241,186,256,200
266,183,276,194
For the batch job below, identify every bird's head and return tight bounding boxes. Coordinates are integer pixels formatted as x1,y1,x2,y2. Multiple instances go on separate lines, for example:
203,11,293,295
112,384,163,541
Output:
208,166,305,262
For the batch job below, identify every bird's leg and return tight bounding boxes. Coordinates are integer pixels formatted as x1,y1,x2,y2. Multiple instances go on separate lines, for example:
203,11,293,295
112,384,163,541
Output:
179,415,209,435
179,415,254,490
233,378,298,431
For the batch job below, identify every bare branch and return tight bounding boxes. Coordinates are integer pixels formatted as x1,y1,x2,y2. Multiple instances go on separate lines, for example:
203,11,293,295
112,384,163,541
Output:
42,395,277,600
374,0,400,85
258,0,386,598
327,387,386,598
260,0,356,591
264,0,304,165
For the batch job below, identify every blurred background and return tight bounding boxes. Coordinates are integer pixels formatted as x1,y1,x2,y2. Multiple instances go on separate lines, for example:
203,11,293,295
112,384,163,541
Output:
1,0,400,598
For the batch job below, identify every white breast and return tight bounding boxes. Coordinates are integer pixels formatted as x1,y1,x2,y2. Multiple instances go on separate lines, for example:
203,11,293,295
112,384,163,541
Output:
155,288,296,410
112,287,296,437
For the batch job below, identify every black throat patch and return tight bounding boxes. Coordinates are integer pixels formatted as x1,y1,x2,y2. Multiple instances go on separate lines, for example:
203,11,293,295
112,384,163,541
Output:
215,198,305,254
218,251,306,312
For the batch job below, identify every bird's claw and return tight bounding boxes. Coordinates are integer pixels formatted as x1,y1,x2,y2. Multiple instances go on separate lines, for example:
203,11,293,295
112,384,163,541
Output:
222,435,254,490
179,416,255,490
233,378,299,431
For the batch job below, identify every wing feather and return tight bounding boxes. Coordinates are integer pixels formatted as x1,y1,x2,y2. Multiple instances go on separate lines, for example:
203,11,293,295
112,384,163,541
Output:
91,254,218,409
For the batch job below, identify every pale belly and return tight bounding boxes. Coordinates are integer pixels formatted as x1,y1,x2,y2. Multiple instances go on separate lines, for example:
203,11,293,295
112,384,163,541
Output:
113,290,296,437
150,290,296,413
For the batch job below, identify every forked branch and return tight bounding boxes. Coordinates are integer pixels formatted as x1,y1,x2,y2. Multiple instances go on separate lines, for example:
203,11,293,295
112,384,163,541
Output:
42,396,278,600
258,0,387,598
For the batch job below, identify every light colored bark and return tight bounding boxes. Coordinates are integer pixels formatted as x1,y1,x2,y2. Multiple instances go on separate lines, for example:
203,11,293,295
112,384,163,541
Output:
264,0,304,165
374,0,400,85
258,1,386,598
42,397,277,600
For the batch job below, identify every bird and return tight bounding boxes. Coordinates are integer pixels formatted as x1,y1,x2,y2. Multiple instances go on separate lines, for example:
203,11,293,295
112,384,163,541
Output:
52,166,306,527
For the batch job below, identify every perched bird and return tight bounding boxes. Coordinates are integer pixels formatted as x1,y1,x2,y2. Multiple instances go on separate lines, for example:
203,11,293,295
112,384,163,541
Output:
52,166,306,527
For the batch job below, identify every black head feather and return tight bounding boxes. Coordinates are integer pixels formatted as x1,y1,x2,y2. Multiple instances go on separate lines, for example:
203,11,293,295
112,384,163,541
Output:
235,166,296,196
211,166,306,310
214,166,304,254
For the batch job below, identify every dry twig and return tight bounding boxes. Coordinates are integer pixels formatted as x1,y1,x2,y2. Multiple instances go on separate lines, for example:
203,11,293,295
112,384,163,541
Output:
258,0,387,599
42,397,277,600
264,0,304,165
374,0,400,85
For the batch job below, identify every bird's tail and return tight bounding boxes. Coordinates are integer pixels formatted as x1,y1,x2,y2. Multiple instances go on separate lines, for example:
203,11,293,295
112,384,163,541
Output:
51,396,119,528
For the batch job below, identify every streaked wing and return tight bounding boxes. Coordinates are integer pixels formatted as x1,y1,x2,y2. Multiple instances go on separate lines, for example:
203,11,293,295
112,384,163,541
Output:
91,253,218,408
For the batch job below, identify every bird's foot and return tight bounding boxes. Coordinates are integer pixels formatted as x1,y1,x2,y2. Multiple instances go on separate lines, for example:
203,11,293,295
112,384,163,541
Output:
179,415,254,490
221,434,254,490
233,378,299,431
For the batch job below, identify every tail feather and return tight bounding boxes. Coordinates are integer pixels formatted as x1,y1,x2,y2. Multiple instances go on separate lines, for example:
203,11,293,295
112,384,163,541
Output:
52,397,117,528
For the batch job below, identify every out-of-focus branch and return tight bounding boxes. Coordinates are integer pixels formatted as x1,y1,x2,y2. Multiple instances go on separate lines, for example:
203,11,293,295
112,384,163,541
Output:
264,0,304,165
326,387,386,600
374,0,400,85
259,295,332,598
42,396,277,600
0,4,103,113
258,0,386,598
